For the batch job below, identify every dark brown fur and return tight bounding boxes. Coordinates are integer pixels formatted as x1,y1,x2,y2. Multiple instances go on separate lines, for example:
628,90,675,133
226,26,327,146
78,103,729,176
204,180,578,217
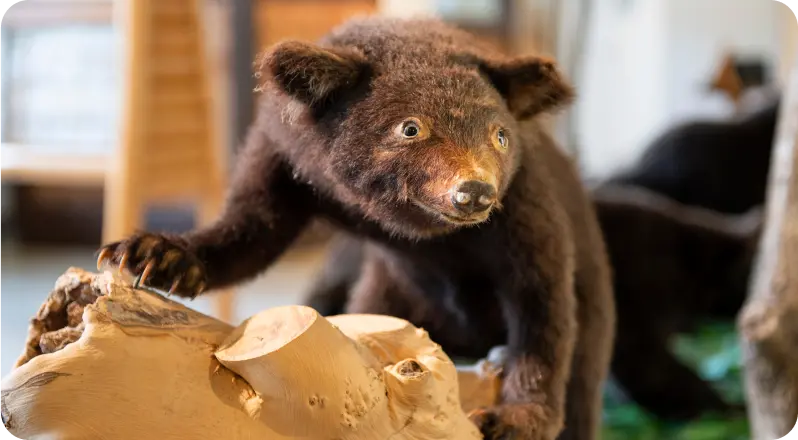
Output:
591,183,761,420
310,182,762,423
608,100,779,215
98,17,614,440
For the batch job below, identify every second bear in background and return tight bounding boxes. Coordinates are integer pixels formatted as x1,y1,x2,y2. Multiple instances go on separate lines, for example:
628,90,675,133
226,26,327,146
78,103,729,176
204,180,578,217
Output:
593,183,761,421
609,99,779,214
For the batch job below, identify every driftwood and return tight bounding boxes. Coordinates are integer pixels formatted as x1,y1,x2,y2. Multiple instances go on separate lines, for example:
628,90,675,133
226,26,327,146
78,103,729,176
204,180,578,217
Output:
2,268,501,439
737,51,798,439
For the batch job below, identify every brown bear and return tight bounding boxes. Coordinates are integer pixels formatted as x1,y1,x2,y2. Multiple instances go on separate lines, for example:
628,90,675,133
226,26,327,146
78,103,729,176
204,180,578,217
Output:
591,183,761,421
97,17,615,440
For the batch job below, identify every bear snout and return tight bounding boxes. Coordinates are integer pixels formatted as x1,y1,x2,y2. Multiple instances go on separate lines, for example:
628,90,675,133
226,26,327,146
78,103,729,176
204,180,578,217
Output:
450,180,497,215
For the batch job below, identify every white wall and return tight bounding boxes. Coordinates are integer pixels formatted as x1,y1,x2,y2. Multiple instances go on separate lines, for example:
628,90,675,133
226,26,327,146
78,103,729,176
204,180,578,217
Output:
577,0,795,179
577,0,668,178
376,0,438,18
664,0,783,122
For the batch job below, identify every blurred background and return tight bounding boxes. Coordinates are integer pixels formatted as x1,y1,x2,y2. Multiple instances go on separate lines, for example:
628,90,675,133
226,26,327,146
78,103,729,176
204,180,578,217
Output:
1,0,796,438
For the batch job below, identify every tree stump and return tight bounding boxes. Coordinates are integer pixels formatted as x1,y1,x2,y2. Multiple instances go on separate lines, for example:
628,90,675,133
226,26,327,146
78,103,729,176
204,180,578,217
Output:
738,51,798,439
2,268,501,439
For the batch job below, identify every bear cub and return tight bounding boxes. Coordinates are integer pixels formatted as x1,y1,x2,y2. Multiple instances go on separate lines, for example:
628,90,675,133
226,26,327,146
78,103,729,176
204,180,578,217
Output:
98,17,615,440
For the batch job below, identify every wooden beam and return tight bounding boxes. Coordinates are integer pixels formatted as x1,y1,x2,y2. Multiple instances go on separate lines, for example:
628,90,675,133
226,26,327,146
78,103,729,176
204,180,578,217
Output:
738,50,798,439
2,0,113,28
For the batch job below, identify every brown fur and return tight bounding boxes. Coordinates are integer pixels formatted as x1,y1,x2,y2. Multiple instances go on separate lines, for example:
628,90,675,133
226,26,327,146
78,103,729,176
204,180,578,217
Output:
607,99,778,215
98,17,614,440
591,183,761,420
311,182,762,423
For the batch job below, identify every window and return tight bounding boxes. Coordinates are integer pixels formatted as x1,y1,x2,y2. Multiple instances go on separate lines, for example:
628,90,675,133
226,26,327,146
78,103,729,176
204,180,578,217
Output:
1,0,118,163
3,25,119,153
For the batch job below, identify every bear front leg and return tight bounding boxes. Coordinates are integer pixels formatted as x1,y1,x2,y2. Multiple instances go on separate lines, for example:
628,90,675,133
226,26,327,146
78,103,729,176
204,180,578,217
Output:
470,200,578,440
98,141,315,297
470,266,577,440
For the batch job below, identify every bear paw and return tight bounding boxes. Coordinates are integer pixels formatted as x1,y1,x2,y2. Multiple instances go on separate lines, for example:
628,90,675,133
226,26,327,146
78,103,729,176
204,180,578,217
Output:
97,232,207,299
468,404,557,440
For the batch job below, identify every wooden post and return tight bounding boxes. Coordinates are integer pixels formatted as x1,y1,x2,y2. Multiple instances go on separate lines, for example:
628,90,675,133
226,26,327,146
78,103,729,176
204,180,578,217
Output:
738,50,798,439
103,0,234,322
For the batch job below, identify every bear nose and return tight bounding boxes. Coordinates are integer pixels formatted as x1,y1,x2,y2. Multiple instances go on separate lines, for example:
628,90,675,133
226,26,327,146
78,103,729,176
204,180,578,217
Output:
451,180,497,214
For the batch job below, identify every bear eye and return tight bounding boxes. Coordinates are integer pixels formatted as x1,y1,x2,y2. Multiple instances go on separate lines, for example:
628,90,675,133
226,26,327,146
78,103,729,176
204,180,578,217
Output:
496,128,508,149
394,117,428,141
402,121,420,138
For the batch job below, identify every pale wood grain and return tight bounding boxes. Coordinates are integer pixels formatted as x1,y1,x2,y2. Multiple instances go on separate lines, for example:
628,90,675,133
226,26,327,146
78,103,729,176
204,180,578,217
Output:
738,49,798,439
2,268,493,439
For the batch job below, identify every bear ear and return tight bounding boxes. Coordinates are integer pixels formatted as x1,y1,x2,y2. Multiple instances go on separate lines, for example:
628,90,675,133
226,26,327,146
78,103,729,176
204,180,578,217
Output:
258,41,368,106
480,56,575,120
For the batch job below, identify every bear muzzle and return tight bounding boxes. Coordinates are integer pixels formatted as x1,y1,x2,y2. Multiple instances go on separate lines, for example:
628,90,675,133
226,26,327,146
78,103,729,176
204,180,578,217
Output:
450,180,497,215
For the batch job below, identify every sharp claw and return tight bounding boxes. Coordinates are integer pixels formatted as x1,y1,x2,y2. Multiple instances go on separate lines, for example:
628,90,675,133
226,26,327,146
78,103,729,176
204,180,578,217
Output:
192,281,206,300
467,409,486,418
140,260,155,285
97,248,111,271
132,274,142,289
118,251,130,274
169,276,182,296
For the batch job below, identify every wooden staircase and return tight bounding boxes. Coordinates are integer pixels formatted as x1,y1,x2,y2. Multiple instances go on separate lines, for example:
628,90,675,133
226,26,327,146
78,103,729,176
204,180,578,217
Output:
104,0,232,321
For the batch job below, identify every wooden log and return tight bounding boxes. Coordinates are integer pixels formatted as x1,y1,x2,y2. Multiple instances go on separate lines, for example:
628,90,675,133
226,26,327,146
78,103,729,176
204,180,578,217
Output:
737,50,798,439
2,268,499,439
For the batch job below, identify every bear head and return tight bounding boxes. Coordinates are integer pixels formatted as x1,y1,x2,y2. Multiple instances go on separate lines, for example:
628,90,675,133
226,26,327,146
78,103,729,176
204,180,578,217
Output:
256,18,574,239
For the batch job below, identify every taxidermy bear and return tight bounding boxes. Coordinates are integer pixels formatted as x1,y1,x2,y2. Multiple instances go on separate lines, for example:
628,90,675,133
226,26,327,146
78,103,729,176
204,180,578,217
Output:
98,17,615,440
608,99,779,215
592,183,761,421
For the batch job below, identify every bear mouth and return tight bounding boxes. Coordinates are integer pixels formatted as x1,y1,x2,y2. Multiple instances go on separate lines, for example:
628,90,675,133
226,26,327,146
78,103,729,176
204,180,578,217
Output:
410,199,490,226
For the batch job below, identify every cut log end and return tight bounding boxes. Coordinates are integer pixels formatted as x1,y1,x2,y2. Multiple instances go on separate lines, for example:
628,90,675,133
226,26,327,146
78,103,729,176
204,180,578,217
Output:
215,305,318,361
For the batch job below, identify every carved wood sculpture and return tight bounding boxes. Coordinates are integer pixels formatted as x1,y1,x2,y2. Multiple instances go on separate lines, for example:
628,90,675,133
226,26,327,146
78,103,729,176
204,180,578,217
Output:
2,268,501,439
738,51,798,439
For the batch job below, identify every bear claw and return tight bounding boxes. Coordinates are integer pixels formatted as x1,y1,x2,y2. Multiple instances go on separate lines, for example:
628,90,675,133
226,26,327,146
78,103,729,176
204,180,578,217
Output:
96,233,207,299
96,247,112,271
